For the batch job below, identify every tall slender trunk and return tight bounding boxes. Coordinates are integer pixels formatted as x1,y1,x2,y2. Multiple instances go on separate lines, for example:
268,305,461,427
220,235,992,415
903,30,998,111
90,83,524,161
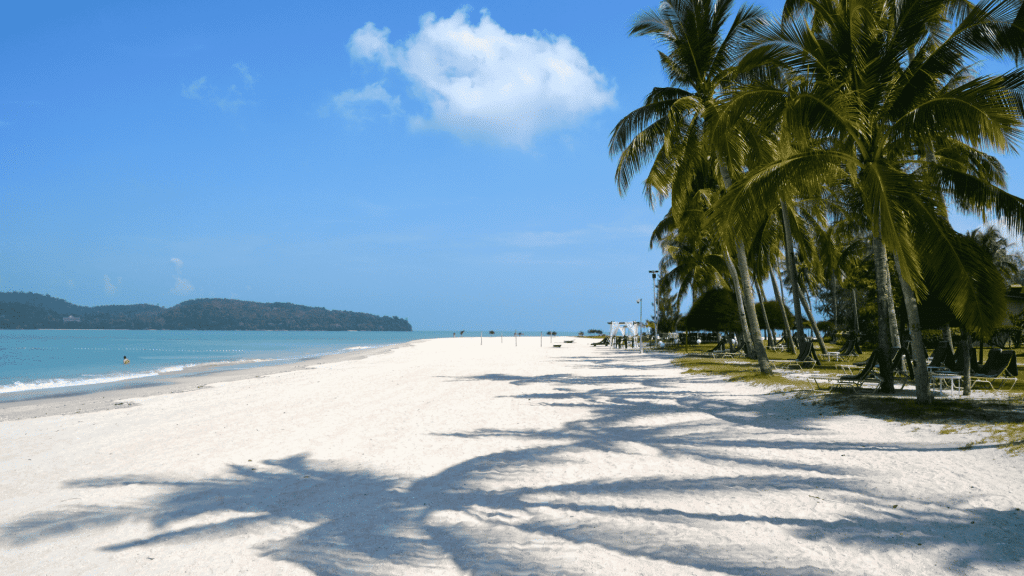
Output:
962,332,973,396
880,248,905,373
734,238,773,373
770,265,795,353
832,274,840,336
719,163,771,374
756,282,775,346
797,275,828,354
851,287,860,335
872,236,895,392
781,207,805,347
880,254,902,352
894,253,932,403
722,246,754,351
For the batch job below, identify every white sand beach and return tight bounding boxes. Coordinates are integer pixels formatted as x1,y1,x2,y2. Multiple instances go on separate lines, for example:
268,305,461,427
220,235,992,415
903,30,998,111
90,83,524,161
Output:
2,337,1023,575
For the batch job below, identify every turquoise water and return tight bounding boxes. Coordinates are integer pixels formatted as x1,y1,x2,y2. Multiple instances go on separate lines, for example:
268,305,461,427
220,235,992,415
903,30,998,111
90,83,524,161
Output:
0,329,561,402
0,330,452,402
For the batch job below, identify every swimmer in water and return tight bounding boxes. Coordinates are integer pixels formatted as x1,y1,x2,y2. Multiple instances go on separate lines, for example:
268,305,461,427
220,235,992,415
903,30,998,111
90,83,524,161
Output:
123,356,130,365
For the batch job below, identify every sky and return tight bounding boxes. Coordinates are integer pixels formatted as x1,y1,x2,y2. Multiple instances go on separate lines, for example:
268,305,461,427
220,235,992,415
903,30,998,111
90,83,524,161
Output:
0,0,1015,332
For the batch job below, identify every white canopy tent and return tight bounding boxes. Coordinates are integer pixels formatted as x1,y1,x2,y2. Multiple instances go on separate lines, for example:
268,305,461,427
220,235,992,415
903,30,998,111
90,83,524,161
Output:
608,321,641,350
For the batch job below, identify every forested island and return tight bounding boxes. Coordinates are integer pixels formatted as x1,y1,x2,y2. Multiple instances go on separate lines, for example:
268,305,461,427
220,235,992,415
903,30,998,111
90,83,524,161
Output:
0,292,412,331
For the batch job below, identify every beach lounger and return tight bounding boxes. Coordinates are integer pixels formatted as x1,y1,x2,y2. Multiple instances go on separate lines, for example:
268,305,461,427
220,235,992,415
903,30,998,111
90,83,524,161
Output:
836,335,862,359
943,344,980,374
972,349,1018,391
927,342,953,373
811,349,879,389
707,338,728,357
770,341,819,369
719,340,749,358
891,346,915,389
838,350,881,388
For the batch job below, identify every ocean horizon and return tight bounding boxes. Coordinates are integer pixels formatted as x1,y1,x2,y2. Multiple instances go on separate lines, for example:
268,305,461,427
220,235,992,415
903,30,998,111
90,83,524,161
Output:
0,329,572,403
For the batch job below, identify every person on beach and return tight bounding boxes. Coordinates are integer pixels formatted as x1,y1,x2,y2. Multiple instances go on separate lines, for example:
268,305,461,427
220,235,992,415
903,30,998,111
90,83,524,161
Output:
123,356,130,365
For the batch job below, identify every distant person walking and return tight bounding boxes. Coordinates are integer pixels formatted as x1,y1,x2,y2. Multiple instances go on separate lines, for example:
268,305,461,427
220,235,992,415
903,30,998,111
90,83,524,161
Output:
123,356,130,365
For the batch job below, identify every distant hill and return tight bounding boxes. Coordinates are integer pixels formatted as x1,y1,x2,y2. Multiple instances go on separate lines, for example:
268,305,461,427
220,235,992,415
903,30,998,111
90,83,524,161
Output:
0,292,411,331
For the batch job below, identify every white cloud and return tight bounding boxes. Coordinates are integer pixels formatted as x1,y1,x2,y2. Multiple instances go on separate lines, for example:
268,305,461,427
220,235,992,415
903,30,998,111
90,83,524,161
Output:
345,9,616,148
333,82,401,117
169,258,193,295
182,77,207,99
234,62,254,87
349,23,398,68
172,277,194,295
503,229,590,248
183,65,254,111
103,275,117,295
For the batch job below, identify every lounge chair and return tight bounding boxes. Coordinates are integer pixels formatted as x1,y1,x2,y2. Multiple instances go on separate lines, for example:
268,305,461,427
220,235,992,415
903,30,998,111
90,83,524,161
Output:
927,342,953,372
811,349,878,389
770,340,819,369
591,336,609,347
836,335,862,359
944,344,980,373
708,338,729,357
720,339,749,358
972,349,1019,391
815,346,920,390
838,350,881,388
891,346,915,389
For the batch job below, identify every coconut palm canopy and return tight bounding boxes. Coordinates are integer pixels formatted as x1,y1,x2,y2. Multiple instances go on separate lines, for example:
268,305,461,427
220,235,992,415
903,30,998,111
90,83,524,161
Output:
615,0,1024,400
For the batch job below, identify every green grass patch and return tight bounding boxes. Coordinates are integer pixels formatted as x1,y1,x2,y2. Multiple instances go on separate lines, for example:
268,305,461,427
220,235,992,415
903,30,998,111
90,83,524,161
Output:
672,355,810,391
667,348,1024,456
815,393,1024,455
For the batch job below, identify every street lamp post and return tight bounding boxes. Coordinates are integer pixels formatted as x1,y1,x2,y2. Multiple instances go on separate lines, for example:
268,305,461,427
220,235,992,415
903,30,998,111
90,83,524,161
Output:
637,298,643,354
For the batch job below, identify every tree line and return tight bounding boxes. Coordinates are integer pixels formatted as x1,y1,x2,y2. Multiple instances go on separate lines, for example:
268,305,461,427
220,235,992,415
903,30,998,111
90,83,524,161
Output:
0,292,412,331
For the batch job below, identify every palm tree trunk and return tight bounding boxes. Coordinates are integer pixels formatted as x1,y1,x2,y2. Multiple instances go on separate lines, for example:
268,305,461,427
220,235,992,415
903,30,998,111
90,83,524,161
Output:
770,265,795,353
722,246,754,351
851,287,860,335
879,247,905,373
832,273,840,336
756,282,775,346
880,253,902,353
943,324,955,351
781,207,805,347
962,332,973,396
872,236,896,392
796,275,828,354
734,238,773,373
719,164,771,373
893,253,932,403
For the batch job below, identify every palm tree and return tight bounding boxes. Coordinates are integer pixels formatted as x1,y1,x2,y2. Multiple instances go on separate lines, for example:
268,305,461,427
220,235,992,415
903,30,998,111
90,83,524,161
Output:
651,209,730,330
610,0,774,373
968,225,1021,284
721,0,1024,400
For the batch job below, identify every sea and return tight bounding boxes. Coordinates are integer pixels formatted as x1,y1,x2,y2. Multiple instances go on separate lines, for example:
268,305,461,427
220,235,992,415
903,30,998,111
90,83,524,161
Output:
0,329,557,404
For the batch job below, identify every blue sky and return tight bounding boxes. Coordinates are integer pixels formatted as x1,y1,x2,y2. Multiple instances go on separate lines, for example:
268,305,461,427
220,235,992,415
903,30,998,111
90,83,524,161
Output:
0,0,1012,332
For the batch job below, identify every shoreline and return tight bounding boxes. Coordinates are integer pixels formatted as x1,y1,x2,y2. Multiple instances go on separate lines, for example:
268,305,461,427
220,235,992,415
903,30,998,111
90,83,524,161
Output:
0,342,410,422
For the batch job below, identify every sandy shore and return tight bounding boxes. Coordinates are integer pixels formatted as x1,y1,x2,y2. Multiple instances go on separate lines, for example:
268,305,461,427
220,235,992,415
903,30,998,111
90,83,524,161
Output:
1,337,1022,575
0,344,405,422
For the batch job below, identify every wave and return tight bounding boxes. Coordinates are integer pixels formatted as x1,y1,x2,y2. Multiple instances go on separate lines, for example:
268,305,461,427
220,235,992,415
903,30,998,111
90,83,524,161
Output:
0,371,162,395
0,345,390,397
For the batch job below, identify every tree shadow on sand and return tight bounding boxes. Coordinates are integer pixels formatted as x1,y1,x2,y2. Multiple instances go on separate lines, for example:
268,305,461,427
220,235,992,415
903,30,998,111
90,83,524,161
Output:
3,360,1024,574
